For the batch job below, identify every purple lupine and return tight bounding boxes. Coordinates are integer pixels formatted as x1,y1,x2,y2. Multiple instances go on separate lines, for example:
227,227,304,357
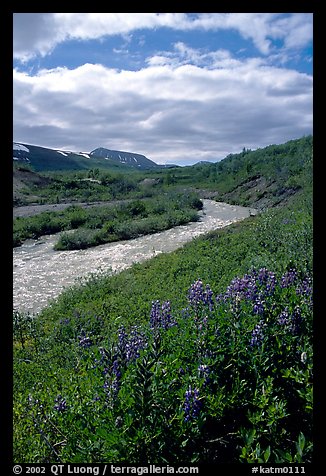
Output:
54,395,67,412
278,306,302,335
150,300,175,330
296,276,312,297
161,300,173,328
125,326,147,362
78,335,93,348
281,269,297,288
257,268,277,295
111,358,121,396
223,274,258,303
150,300,161,329
296,276,313,307
250,320,266,347
253,295,265,315
198,364,211,386
278,308,290,326
117,325,128,361
188,279,205,306
59,318,70,326
183,385,202,422
188,280,214,309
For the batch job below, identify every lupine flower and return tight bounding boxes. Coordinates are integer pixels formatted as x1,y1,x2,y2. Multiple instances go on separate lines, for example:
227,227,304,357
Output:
278,308,290,325
278,306,302,335
150,300,161,329
296,276,312,297
296,276,313,307
150,300,175,330
117,325,128,360
161,300,173,328
188,280,214,310
125,327,147,362
224,274,258,302
253,295,265,315
110,358,121,396
198,364,211,386
59,318,70,326
183,385,202,422
181,307,191,319
54,395,67,412
281,269,297,288
257,268,277,295
78,335,93,348
250,320,266,347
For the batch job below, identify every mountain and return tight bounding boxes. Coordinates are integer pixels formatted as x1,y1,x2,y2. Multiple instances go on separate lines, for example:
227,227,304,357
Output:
90,147,159,169
13,142,159,171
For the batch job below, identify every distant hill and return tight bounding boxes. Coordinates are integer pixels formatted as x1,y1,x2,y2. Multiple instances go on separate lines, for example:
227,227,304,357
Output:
90,147,159,169
181,136,313,209
13,142,159,171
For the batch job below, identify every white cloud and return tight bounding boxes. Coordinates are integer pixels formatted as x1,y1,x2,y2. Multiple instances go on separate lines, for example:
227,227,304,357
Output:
13,50,312,164
13,13,313,61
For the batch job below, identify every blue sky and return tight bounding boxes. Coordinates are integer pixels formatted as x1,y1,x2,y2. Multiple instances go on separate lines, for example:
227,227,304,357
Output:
13,13,313,165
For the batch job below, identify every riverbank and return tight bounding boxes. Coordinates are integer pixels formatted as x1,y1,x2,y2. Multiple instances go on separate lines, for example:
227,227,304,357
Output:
13,200,255,314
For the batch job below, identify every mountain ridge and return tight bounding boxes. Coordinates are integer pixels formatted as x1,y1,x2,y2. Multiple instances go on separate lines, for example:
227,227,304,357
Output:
13,142,160,171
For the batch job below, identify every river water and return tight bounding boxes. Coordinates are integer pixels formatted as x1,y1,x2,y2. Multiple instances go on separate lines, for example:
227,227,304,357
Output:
13,200,255,314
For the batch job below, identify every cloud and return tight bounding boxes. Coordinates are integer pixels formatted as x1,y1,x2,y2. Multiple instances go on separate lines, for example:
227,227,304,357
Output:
13,13,313,61
13,49,312,164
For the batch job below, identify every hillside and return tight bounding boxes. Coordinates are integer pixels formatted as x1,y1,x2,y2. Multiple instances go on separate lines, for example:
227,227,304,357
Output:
159,135,313,209
13,142,158,171
90,147,159,169
13,136,312,209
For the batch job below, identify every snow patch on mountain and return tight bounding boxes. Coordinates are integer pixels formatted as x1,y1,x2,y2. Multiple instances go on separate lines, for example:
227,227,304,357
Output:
13,143,30,153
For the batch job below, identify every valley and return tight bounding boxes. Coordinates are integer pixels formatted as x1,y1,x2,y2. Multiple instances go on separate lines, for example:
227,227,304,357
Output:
13,135,313,464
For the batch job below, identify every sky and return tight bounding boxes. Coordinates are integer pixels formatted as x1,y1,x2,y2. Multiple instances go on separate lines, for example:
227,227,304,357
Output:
13,13,313,166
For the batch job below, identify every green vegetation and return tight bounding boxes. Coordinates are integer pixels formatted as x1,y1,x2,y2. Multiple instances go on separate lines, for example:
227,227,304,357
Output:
13,192,202,249
13,136,313,463
14,136,312,208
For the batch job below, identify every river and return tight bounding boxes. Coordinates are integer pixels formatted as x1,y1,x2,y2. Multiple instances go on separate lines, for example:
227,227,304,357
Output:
13,200,256,314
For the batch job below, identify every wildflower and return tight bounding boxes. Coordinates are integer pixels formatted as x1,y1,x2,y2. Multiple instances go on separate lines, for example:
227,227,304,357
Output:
78,335,93,348
150,300,175,330
117,325,128,360
198,364,211,386
278,306,302,335
278,308,290,325
188,280,214,310
257,268,277,295
224,274,258,302
125,326,147,362
281,269,297,288
183,385,202,422
296,276,312,296
253,295,265,315
250,320,266,347
54,395,67,412
150,300,161,329
161,300,173,329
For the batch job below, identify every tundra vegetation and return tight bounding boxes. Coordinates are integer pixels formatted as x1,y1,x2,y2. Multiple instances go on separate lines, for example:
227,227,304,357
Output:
13,136,313,463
